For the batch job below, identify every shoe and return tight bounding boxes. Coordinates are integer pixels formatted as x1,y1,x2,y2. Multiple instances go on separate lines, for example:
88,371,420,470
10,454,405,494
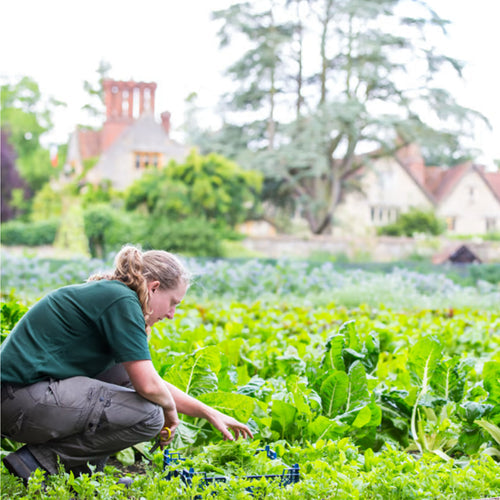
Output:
2,445,46,486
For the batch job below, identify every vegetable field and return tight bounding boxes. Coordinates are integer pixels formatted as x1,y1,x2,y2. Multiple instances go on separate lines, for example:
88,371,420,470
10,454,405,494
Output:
1,252,499,499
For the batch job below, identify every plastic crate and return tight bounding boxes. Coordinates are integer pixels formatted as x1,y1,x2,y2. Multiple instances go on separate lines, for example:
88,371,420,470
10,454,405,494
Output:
162,447,300,494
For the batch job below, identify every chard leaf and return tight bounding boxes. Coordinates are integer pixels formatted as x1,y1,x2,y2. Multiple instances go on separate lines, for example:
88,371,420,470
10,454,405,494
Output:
459,401,493,424
346,361,370,412
483,361,500,404
287,374,322,414
198,392,255,423
320,370,349,417
407,337,442,387
166,346,221,396
475,419,500,446
237,376,267,397
172,420,202,448
431,357,470,402
352,405,372,428
308,415,347,441
321,333,345,372
340,320,359,351
270,400,297,439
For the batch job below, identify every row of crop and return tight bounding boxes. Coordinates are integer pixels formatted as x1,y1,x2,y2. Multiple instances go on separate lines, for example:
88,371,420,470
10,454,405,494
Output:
142,301,500,464
1,297,499,498
2,251,499,309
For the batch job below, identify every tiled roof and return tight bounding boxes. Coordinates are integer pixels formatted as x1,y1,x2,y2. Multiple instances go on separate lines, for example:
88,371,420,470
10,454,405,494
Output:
425,161,472,203
77,128,102,158
483,171,500,202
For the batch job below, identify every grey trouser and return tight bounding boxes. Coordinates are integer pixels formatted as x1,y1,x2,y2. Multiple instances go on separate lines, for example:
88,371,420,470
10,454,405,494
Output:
1,364,163,475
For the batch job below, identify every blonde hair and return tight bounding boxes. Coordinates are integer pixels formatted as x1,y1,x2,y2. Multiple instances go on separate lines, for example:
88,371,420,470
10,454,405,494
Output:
88,245,191,322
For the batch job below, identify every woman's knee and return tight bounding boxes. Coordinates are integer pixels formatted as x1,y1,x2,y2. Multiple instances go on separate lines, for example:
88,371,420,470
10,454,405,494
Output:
138,403,164,439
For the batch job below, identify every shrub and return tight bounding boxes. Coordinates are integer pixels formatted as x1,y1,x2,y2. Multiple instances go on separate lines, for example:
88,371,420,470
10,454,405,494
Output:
83,204,146,258
1,218,59,246
142,217,225,257
378,208,447,236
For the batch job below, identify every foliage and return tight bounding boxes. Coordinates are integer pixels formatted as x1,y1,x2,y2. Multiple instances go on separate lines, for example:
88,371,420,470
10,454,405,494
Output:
82,204,144,258
29,183,64,221
2,252,499,309
1,130,31,222
53,200,89,257
80,180,117,207
378,208,447,237
1,252,499,497
125,150,262,228
205,0,488,234
0,76,64,194
1,288,500,498
141,217,226,257
81,60,111,122
0,297,28,342
0,218,59,246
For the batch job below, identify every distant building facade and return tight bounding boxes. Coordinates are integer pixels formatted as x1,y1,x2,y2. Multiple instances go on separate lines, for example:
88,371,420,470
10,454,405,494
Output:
64,79,190,190
335,144,500,235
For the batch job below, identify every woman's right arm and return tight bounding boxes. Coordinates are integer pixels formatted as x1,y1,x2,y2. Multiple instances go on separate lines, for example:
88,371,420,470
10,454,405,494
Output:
122,359,179,438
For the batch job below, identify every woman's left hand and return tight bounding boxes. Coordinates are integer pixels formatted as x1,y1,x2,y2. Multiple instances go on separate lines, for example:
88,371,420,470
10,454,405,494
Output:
208,411,254,441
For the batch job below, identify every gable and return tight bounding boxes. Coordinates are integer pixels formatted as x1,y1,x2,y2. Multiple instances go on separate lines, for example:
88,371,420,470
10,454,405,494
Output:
362,156,434,207
87,114,189,190
438,167,500,214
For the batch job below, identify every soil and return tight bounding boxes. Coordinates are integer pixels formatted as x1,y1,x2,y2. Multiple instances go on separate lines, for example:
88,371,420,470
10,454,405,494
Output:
107,456,151,476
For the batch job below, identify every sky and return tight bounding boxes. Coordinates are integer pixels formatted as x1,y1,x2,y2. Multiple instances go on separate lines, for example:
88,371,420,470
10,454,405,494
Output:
1,0,499,167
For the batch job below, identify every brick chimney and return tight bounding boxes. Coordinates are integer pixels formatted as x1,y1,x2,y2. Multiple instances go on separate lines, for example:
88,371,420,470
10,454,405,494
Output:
161,111,171,137
101,79,157,151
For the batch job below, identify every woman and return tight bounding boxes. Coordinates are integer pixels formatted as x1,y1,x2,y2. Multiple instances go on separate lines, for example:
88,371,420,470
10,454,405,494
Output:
1,245,252,484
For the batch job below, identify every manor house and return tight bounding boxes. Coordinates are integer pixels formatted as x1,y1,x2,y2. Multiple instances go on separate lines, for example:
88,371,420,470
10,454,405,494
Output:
64,79,189,190
334,143,500,235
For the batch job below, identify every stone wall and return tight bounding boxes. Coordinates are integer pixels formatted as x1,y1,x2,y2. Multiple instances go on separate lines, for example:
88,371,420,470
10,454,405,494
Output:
241,235,500,262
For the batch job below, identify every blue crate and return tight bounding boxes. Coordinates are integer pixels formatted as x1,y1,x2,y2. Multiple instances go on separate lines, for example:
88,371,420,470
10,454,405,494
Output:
162,447,300,494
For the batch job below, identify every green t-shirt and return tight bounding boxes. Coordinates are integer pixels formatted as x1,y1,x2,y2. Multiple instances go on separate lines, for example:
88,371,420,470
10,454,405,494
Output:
0,280,151,385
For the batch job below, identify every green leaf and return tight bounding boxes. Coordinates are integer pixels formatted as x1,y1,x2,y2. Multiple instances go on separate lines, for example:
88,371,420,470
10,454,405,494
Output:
321,333,345,372
475,419,500,446
352,405,372,428
308,415,347,441
115,447,135,466
319,370,349,417
166,346,221,396
407,337,442,387
483,361,500,404
346,361,370,411
197,392,255,423
172,420,202,448
270,400,297,439
431,357,470,402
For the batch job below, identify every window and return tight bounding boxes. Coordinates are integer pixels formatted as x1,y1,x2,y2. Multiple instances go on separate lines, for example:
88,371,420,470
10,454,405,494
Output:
122,90,129,114
134,152,161,170
486,217,497,232
446,216,456,231
370,205,400,225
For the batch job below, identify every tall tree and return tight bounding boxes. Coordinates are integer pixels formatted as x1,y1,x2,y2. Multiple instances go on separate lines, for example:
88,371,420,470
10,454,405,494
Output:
81,59,112,123
213,1,295,151
211,0,488,234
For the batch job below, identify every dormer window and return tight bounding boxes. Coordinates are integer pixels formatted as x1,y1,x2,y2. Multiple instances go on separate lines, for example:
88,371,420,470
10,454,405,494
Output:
134,152,161,170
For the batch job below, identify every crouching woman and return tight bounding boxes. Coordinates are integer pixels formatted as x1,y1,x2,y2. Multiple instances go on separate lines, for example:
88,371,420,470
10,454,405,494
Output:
1,245,252,484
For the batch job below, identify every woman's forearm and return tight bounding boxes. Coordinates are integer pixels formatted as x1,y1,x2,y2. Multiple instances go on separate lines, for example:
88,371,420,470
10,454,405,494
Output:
164,380,253,441
164,380,215,419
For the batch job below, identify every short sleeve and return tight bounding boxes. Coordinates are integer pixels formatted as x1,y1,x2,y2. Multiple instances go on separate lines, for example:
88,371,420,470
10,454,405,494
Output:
97,296,151,363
